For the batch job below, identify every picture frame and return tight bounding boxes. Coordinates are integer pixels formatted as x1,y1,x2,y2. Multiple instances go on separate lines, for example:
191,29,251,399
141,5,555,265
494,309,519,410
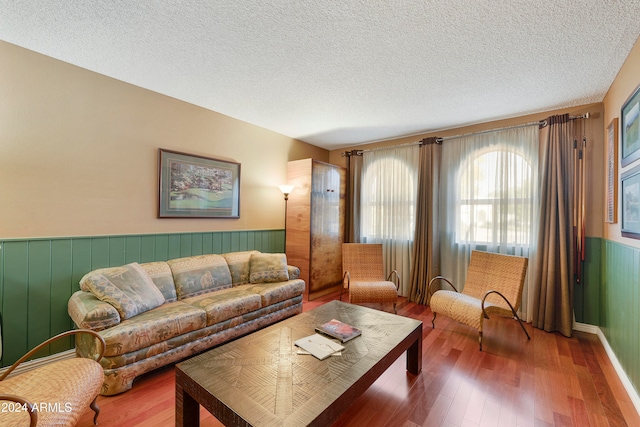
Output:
621,84,640,167
621,163,640,239
606,118,618,223
158,149,240,218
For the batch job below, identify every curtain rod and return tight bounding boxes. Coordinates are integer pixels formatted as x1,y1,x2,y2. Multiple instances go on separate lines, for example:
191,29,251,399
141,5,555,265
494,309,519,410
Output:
342,113,590,156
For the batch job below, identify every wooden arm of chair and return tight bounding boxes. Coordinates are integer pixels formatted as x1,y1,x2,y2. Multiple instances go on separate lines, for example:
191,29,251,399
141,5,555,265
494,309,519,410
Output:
481,290,517,319
0,394,38,426
386,270,400,290
0,329,105,382
427,276,459,298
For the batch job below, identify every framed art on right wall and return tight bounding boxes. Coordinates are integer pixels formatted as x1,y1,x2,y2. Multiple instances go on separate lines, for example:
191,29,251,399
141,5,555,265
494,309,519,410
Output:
621,84,640,167
621,163,640,239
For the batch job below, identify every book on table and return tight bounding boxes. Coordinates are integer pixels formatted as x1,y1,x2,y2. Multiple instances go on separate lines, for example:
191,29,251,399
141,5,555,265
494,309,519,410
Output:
294,333,345,360
315,318,362,342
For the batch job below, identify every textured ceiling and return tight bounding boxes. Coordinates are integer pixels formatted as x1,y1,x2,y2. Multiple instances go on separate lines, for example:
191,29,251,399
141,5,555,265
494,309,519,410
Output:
2,1,640,150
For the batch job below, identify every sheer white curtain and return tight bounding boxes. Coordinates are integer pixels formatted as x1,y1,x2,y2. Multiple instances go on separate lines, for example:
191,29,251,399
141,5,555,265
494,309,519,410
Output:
361,145,420,297
439,126,539,321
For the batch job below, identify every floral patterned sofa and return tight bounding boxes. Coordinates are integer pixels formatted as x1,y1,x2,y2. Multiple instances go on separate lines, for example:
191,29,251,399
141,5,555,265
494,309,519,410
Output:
67,250,305,396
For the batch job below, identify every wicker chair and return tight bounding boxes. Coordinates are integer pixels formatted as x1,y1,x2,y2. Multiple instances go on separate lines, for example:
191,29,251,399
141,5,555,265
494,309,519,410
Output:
0,327,105,427
341,243,400,313
428,250,530,351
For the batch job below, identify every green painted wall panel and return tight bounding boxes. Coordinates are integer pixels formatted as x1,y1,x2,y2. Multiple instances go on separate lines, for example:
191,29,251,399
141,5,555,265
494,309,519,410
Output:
574,237,601,325
154,235,169,261
0,230,284,367
1,241,29,365
602,240,640,397
50,239,74,353
109,236,126,267
140,235,156,262
167,235,181,260
125,236,142,264
27,240,52,351
179,234,192,257
191,233,203,256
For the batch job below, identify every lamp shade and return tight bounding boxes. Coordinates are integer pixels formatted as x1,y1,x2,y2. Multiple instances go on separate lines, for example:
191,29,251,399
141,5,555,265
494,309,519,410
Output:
279,185,295,195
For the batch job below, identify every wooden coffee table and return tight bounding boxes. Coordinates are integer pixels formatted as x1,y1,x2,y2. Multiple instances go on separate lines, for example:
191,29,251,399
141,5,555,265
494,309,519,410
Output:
175,300,422,426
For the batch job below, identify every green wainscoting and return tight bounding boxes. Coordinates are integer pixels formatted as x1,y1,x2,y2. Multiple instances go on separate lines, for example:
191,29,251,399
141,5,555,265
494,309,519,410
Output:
574,236,602,325
602,239,640,397
0,230,284,367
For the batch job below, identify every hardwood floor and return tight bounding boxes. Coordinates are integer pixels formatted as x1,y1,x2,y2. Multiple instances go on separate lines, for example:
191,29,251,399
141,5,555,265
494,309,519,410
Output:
77,294,640,427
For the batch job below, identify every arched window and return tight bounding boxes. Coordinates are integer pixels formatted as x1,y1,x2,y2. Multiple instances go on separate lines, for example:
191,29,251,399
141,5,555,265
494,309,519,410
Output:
361,152,418,242
457,146,534,248
359,145,420,297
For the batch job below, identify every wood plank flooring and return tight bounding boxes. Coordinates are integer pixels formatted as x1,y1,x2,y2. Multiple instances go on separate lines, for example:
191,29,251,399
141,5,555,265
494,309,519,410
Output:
77,294,640,426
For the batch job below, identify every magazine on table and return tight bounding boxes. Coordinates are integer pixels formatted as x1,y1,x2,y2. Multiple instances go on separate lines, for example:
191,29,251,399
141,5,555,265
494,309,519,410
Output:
315,318,362,343
294,333,345,360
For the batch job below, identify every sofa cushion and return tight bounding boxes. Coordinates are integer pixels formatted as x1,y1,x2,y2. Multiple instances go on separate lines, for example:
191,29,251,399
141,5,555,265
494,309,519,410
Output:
100,301,207,356
222,250,259,285
140,261,177,302
68,290,121,331
168,254,233,299
249,253,289,283
183,287,262,326
80,263,166,320
241,278,306,306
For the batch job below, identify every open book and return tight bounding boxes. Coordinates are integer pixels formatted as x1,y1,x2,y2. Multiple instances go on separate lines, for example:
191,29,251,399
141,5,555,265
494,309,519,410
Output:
315,319,362,342
294,333,344,360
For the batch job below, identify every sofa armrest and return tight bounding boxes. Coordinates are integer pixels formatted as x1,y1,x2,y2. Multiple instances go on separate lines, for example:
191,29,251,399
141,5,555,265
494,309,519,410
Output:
287,265,301,280
68,290,121,331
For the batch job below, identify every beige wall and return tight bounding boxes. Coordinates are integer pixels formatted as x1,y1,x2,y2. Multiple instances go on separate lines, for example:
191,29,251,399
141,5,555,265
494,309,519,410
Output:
603,35,640,246
0,41,328,239
330,103,605,238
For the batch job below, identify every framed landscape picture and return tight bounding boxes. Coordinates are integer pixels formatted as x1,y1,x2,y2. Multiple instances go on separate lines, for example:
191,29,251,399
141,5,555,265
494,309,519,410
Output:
158,149,240,218
621,85,640,167
621,163,640,239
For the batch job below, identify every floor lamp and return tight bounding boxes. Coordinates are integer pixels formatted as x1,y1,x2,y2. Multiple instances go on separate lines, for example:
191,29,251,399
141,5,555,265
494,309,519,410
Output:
279,185,294,253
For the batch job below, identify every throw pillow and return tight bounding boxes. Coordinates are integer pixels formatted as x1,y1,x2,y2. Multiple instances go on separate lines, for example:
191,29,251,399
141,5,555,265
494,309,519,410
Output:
249,253,289,283
80,263,165,320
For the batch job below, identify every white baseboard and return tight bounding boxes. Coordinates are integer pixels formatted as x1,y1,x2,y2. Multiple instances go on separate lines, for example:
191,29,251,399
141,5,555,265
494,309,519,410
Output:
574,322,640,416
0,349,76,379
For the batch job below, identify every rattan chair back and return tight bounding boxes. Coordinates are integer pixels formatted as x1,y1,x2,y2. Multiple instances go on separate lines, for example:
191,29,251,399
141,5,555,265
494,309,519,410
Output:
463,250,528,311
342,243,386,281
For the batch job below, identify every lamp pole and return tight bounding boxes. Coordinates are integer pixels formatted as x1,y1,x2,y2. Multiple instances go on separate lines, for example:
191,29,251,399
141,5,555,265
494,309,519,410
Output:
278,185,294,253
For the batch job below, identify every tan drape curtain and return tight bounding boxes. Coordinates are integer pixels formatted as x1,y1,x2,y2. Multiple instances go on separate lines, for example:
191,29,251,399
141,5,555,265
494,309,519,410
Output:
345,150,363,243
409,137,441,304
532,114,575,337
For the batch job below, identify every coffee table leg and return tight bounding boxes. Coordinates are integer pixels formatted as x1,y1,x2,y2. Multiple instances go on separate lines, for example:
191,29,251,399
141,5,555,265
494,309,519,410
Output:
406,326,422,375
176,381,199,427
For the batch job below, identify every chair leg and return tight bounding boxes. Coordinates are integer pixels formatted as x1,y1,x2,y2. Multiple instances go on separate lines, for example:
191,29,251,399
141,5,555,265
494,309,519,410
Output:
513,314,531,340
393,302,397,314
90,397,100,425
479,331,483,351
431,312,437,328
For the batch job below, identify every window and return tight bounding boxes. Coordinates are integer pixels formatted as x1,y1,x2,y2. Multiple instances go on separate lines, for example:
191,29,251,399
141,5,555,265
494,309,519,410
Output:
361,150,418,242
457,146,533,247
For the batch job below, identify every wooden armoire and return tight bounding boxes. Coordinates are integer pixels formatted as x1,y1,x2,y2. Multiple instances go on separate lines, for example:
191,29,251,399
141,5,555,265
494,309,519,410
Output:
285,159,346,300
